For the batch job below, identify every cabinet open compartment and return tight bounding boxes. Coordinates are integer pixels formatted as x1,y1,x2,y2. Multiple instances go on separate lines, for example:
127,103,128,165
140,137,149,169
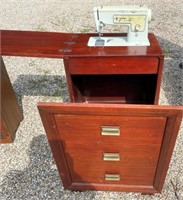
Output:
71,74,157,104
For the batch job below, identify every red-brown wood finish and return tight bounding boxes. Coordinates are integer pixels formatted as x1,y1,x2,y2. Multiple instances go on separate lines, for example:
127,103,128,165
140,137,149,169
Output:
0,57,23,143
1,30,164,105
38,103,183,193
66,57,159,74
64,55,161,104
1,30,182,195
1,30,163,58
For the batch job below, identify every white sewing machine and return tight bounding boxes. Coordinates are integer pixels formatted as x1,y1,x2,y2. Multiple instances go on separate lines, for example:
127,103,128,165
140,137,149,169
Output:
88,5,151,47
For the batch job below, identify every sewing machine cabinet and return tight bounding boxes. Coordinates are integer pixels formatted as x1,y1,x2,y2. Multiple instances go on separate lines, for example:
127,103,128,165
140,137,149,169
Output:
1,30,182,194
37,33,182,194
39,49,182,193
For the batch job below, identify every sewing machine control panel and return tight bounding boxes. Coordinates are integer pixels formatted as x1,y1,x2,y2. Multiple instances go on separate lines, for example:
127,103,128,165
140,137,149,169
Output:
113,15,146,31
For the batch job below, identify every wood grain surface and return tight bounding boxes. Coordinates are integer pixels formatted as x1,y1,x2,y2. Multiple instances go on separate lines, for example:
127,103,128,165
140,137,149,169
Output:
38,103,183,193
0,57,23,143
1,30,163,58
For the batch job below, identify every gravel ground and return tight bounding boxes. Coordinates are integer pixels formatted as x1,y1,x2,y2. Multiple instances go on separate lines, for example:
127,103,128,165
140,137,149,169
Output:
1,0,183,199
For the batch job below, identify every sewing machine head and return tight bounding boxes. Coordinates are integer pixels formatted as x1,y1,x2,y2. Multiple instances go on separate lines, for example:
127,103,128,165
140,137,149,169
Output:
88,5,151,47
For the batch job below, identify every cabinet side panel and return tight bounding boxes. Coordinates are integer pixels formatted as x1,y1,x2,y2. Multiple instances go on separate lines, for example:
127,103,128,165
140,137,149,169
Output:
154,56,164,104
0,57,23,143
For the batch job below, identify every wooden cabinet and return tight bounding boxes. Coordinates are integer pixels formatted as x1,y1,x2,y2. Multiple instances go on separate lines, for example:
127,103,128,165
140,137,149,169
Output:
36,33,182,194
1,30,182,193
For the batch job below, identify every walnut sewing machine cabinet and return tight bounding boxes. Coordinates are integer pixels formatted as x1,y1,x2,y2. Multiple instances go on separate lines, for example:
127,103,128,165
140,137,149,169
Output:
1,30,183,194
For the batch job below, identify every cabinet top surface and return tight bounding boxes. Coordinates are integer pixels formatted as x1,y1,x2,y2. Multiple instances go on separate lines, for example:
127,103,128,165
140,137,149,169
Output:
1,30,163,58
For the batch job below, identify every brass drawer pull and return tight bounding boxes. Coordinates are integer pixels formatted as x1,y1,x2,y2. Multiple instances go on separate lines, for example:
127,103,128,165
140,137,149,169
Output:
101,126,120,136
105,174,120,181
103,153,120,161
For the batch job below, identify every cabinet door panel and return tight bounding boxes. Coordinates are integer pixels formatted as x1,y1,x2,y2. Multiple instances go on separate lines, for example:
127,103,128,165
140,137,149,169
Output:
38,103,183,193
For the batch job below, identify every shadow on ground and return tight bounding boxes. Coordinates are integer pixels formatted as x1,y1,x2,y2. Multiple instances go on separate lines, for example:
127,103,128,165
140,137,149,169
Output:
1,135,64,199
12,75,70,110
157,36,183,106
0,135,96,200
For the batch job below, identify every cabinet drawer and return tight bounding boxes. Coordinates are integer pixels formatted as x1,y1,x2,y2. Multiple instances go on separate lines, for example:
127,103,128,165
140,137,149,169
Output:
62,143,162,168
54,115,166,145
67,57,159,74
70,166,156,186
